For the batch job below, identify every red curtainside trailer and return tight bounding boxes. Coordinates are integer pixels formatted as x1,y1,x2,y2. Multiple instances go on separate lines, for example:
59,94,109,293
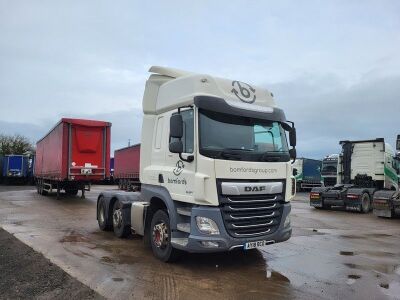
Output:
114,144,140,190
35,118,111,197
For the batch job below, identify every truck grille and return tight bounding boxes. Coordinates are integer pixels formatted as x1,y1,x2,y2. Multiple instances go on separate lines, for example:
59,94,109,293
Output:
220,193,284,237
323,177,337,187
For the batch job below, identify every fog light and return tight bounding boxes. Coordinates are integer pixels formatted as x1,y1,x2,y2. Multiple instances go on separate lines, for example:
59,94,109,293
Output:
284,215,291,228
196,216,220,235
201,241,219,248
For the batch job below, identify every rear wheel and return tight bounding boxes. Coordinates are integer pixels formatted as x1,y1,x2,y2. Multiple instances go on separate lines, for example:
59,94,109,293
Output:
112,200,130,238
97,197,112,231
150,210,182,262
360,193,371,213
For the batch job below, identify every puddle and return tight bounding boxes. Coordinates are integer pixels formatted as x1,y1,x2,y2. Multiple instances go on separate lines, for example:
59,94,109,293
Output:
366,233,392,238
340,251,354,256
344,263,399,274
101,256,115,263
348,274,361,279
380,283,389,289
60,231,91,243
363,251,397,258
112,277,124,282
346,275,361,285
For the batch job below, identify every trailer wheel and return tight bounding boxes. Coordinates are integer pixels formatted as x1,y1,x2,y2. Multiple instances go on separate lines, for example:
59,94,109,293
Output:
97,197,112,231
112,200,130,238
360,193,371,213
150,210,182,262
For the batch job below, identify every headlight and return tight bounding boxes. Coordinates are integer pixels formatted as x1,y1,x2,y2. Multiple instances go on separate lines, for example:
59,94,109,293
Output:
196,216,220,235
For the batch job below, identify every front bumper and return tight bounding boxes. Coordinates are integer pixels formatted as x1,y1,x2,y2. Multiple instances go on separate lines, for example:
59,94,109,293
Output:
172,203,292,253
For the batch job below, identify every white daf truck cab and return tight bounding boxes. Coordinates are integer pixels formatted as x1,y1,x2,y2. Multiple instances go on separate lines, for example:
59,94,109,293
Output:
97,66,296,261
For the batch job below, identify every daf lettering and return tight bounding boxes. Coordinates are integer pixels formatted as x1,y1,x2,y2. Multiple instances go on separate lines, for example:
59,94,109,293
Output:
245,186,266,192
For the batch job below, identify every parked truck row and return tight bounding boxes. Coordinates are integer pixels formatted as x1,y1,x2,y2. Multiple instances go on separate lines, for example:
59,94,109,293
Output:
310,137,400,217
27,65,399,263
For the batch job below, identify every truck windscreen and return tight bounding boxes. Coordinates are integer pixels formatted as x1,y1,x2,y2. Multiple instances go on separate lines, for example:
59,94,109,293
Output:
321,163,337,175
199,109,289,162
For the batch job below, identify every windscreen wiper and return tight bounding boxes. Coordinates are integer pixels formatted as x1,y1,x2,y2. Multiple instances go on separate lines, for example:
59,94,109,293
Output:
260,152,285,162
220,151,242,160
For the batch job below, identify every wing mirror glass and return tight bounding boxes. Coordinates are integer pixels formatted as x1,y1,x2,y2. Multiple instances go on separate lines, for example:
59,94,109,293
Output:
289,148,297,161
396,134,400,151
170,114,183,139
169,140,183,153
289,127,296,147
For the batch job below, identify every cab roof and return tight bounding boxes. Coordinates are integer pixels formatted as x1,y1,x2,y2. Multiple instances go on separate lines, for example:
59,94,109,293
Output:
143,66,278,115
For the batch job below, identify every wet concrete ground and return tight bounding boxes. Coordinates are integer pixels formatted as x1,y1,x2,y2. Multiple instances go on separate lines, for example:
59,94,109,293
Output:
0,185,399,299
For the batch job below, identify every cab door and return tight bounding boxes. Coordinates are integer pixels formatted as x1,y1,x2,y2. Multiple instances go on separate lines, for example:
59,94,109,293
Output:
163,108,196,203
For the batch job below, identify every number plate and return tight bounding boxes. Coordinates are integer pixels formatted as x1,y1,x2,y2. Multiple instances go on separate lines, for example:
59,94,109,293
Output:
244,240,267,250
80,168,92,175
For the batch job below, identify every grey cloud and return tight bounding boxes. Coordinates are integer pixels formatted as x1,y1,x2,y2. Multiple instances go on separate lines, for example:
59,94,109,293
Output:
270,73,400,158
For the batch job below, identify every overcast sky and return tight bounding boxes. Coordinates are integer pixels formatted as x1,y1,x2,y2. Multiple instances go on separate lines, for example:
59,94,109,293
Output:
1,1,399,158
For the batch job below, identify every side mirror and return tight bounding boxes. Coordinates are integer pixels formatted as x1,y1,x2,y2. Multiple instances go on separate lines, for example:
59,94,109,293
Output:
170,114,183,139
396,134,400,151
169,140,183,153
289,148,297,161
293,168,298,176
289,127,296,147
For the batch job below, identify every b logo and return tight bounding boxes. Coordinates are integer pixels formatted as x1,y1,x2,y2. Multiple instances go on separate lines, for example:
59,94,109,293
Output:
173,160,185,176
231,81,256,103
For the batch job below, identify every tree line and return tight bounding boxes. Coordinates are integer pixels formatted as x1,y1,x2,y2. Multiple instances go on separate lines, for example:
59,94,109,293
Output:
0,134,34,156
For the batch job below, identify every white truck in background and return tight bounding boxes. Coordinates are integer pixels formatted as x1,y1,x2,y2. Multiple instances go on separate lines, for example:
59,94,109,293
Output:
373,135,400,218
321,154,339,187
96,66,297,262
310,139,398,213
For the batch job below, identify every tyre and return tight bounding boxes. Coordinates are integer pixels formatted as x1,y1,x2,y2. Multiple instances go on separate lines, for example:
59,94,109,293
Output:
97,197,112,231
149,210,182,262
112,200,130,238
360,193,371,213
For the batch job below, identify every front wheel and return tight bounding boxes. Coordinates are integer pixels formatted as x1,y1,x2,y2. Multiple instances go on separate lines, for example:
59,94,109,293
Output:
150,210,182,262
360,193,371,213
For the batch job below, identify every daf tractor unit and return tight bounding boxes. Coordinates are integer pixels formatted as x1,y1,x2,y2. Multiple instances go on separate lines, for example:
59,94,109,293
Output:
96,66,297,262
292,158,322,191
310,138,398,213
372,135,400,218
321,154,339,187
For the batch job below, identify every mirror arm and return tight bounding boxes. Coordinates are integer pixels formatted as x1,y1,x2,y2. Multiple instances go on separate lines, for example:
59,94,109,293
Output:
178,105,193,114
179,153,194,163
